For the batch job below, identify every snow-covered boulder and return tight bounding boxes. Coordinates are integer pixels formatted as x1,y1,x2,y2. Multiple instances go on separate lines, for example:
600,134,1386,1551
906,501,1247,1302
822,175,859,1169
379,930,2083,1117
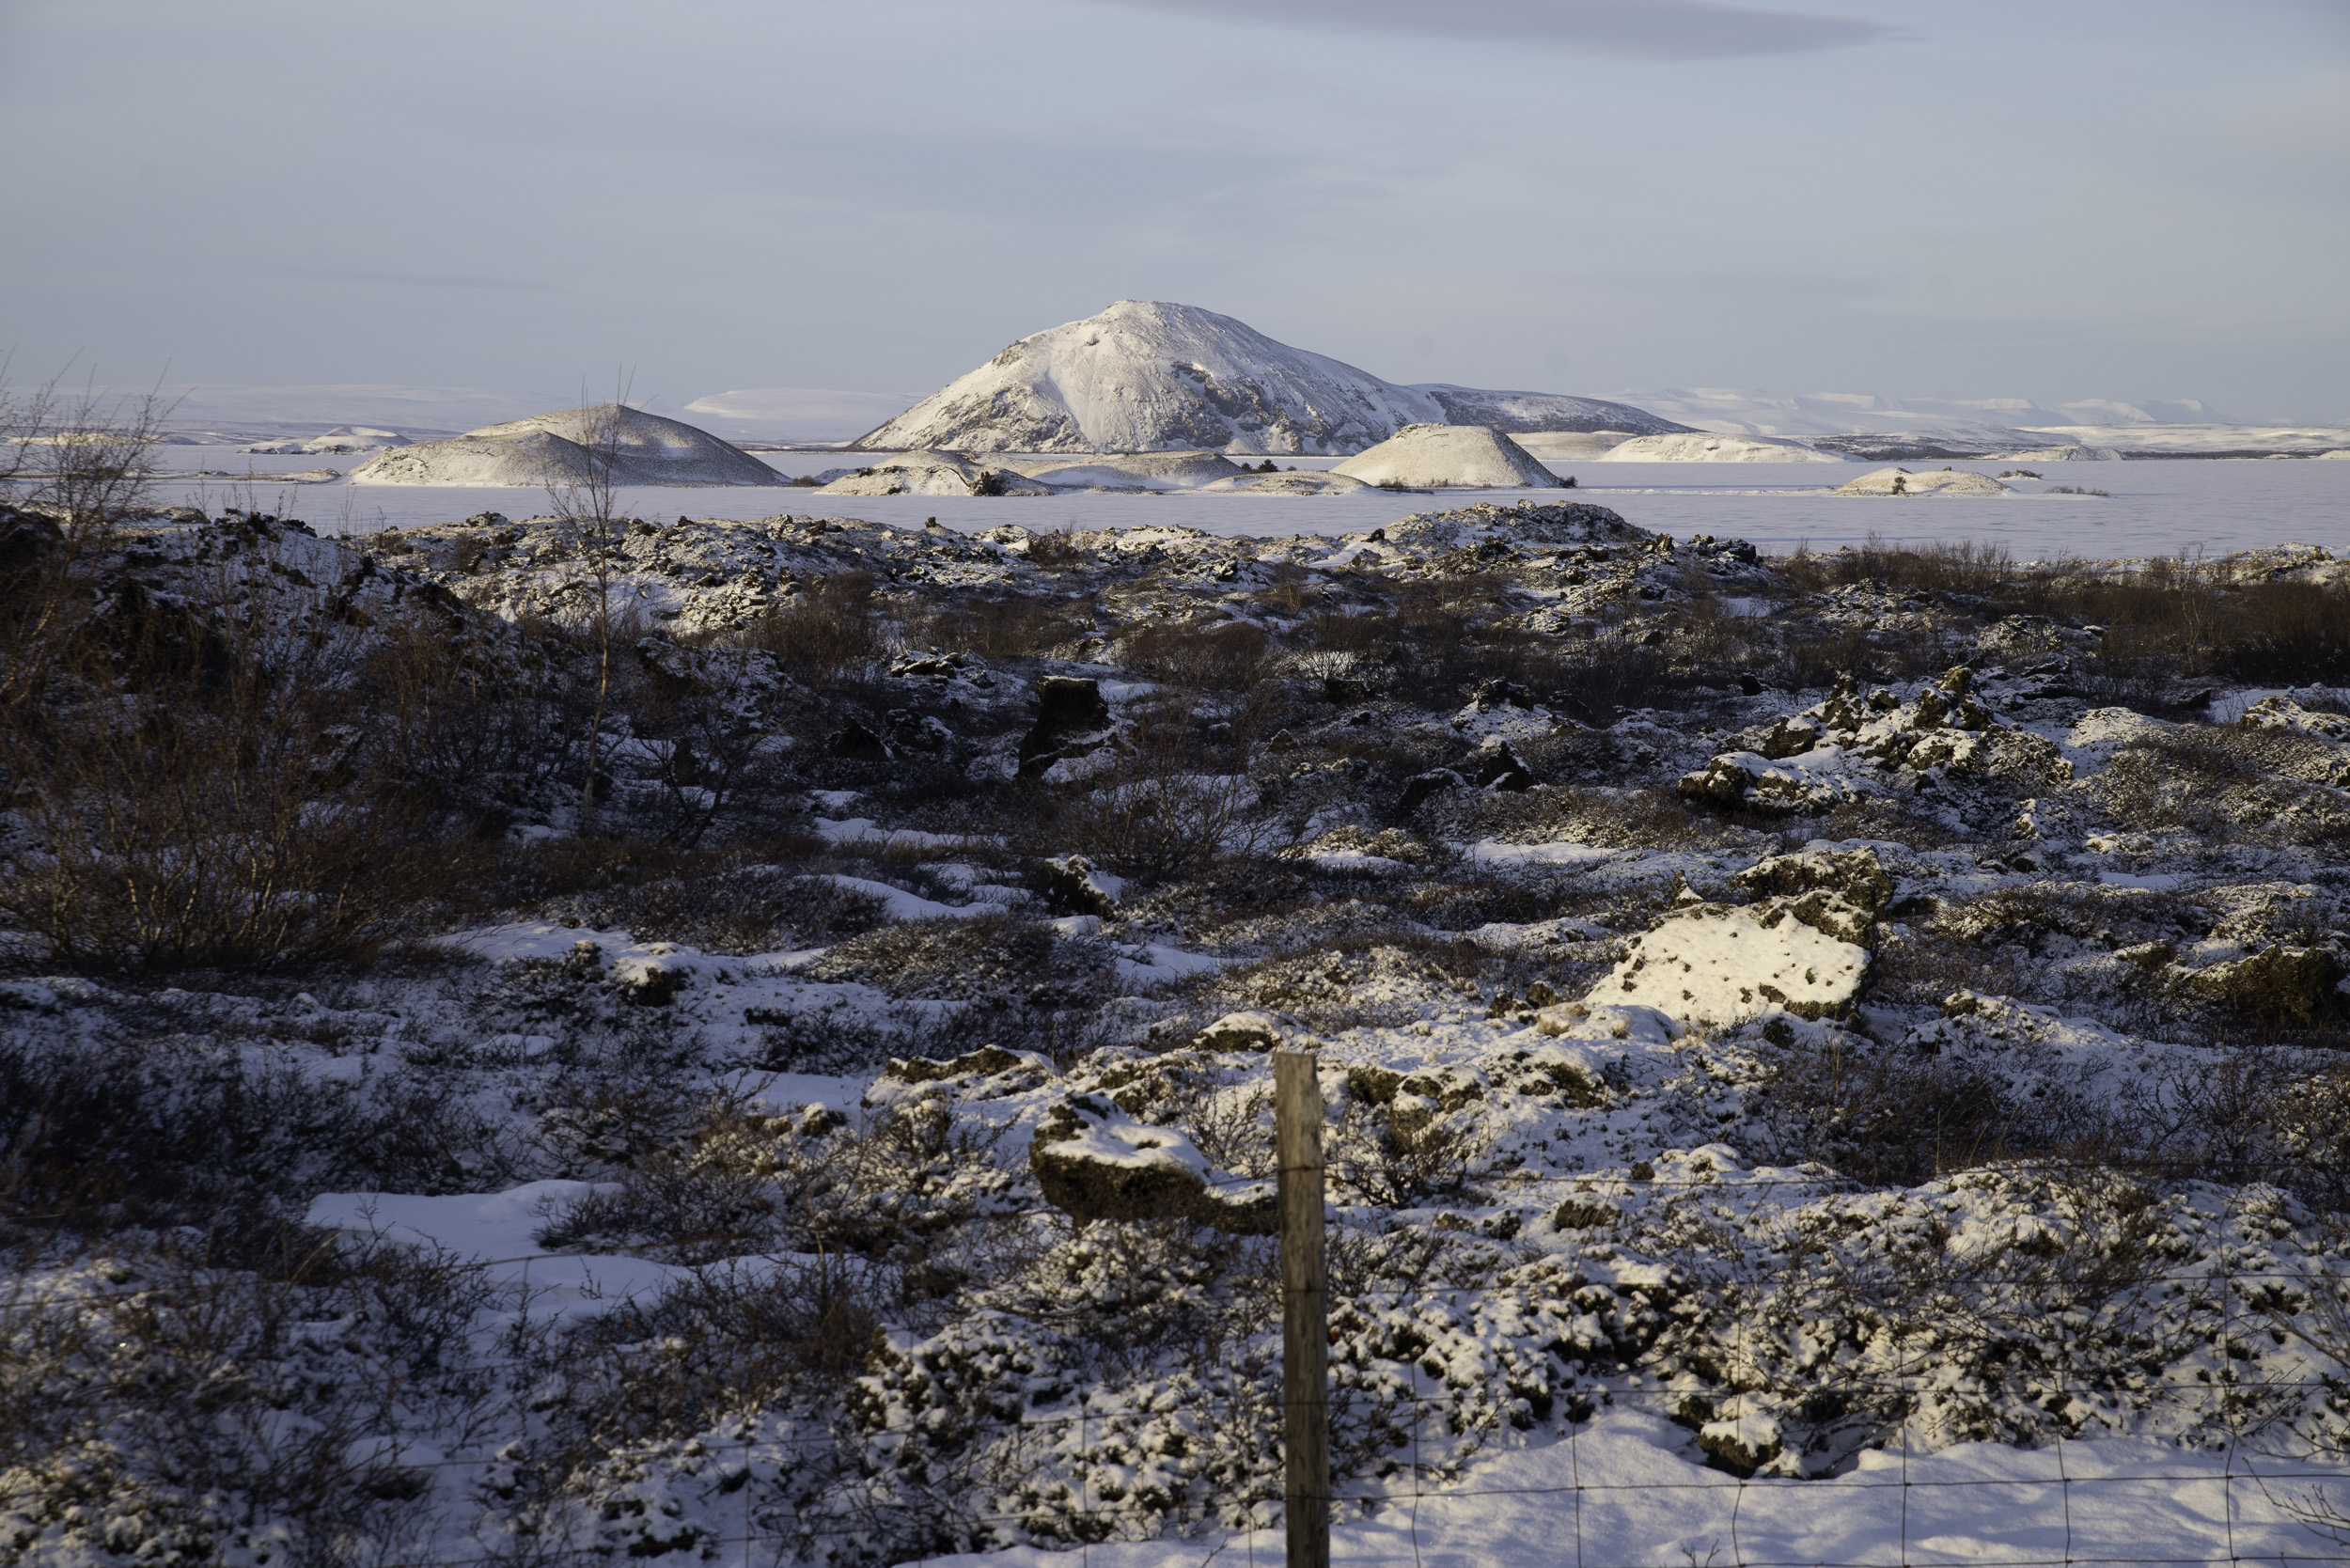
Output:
1191,1011,1286,1052
1590,896,1872,1024
1599,432,1845,463
1011,449,1244,490
2185,944,2346,1027
2239,696,2350,743
1028,1094,1277,1232
1832,466,2011,496
1198,469,1372,494
1331,424,1566,489
349,405,778,487
1732,847,1895,915
816,449,1058,496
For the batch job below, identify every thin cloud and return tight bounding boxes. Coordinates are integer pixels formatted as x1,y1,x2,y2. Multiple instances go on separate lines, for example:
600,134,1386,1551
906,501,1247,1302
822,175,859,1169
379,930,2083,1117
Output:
273,266,557,293
1083,0,1900,59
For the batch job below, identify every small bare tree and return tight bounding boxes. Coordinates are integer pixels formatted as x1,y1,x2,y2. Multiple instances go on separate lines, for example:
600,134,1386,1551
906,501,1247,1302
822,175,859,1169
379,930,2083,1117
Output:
28,379,175,542
541,387,634,837
0,362,59,505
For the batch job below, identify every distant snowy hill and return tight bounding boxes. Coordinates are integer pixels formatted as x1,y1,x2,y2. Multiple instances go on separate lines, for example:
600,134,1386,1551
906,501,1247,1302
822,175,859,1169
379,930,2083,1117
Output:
1405,384,1688,436
351,405,778,487
1608,387,2235,439
850,301,1691,454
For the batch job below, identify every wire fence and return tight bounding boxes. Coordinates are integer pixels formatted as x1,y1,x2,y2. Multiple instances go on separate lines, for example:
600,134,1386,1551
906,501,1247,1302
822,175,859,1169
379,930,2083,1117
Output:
13,1190,2350,1568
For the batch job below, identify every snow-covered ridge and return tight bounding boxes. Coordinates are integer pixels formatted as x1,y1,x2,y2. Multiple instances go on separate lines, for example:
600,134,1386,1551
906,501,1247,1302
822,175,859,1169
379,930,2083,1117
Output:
850,300,1691,455
1611,387,2240,438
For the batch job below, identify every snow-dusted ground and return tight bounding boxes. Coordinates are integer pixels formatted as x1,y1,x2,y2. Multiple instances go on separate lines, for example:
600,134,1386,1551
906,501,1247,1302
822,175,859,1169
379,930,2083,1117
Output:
916,1423,2345,1567
12,500,2350,1567
149,454,2348,559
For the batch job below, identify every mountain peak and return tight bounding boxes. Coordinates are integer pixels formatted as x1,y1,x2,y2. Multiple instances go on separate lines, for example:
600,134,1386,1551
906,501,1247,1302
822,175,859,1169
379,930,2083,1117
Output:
853,303,1686,454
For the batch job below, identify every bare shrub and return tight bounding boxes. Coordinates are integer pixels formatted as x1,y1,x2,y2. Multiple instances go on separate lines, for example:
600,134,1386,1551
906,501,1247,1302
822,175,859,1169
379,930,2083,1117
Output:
0,1027,508,1248
1028,715,1275,883
1326,1094,1493,1206
0,565,456,970
0,1234,495,1568
1746,1023,2098,1184
1120,619,1268,691
801,912,1099,1001
914,592,1094,659
1024,525,1089,571
16,381,173,540
739,571,879,682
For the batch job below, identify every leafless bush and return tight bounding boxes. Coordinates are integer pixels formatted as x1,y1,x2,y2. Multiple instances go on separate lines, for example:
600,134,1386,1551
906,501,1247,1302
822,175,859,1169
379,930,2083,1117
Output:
0,1028,509,1249
1028,717,1276,883
0,1234,496,1568
801,911,1099,1002
739,572,880,683
1327,1095,1494,1207
0,569,456,970
1120,619,1268,691
912,593,1095,659
1746,1024,2089,1185
1024,525,1089,571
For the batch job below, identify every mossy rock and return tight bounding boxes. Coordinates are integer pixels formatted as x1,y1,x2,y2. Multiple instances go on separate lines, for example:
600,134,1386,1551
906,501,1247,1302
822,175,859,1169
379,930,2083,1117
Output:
2189,945,2346,1027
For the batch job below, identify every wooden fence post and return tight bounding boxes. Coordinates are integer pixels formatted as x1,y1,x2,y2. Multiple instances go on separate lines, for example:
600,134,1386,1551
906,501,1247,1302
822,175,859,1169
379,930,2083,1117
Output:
1276,1048,1330,1568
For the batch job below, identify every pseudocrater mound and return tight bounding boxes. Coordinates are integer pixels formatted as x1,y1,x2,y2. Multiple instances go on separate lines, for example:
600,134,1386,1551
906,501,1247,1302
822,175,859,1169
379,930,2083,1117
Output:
349,405,780,487
1833,466,2012,496
1009,450,1245,490
1332,423,1566,489
816,450,1059,496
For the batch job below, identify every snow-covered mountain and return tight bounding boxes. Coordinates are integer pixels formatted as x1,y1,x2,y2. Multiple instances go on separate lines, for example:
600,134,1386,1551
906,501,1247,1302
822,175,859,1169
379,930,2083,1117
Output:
1608,387,2235,439
849,301,1691,454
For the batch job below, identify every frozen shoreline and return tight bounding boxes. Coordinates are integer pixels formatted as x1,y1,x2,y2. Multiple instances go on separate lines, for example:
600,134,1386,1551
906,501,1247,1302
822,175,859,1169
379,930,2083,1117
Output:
151,453,2349,561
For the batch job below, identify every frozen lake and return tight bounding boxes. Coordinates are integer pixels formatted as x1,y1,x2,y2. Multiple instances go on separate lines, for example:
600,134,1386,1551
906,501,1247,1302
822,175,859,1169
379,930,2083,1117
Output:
149,453,2347,563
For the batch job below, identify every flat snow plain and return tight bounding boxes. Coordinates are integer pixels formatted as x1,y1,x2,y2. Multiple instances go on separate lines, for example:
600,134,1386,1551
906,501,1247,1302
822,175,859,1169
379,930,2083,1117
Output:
152,453,2345,561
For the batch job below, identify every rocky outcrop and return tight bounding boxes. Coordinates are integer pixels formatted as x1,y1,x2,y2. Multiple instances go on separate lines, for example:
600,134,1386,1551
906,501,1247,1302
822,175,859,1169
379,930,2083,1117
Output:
1027,1095,1276,1232
1732,848,1895,916
1191,1011,1286,1052
2187,945,2346,1027
1679,668,2066,816
1017,677,1117,778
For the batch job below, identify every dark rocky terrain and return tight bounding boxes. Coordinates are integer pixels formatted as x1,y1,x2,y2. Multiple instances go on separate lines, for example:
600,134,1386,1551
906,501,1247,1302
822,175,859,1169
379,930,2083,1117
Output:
5,496,2349,1564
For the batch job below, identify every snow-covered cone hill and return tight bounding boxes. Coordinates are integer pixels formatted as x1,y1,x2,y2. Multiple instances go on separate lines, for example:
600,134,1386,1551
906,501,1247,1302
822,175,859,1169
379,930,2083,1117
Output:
1334,424,1566,488
850,301,1691,455
350,405,778,487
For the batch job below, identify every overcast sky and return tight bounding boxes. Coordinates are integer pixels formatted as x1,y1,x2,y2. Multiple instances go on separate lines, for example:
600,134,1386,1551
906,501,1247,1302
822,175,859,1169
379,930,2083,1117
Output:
3,0,2346,421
